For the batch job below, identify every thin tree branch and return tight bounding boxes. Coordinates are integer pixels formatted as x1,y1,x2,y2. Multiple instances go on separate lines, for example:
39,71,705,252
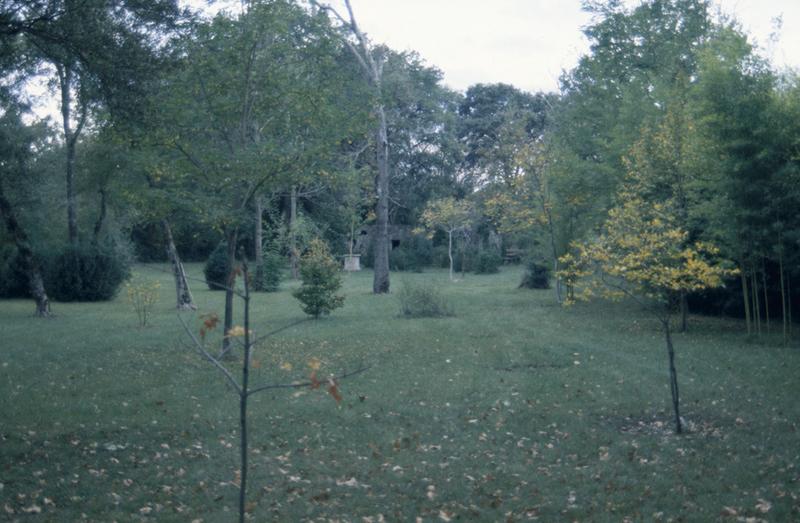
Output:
178,313,243,395
248,365,370,396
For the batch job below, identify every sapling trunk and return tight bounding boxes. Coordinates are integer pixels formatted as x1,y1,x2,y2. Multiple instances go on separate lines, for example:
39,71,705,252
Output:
663,319,682,434
741,264,751,335
238,263,251,523
762,258,770,334
679,291,688,333
290,186,299,280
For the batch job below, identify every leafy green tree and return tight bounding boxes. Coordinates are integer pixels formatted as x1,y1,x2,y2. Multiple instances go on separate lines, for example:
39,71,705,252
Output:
2,0,183,245
145,1,361,349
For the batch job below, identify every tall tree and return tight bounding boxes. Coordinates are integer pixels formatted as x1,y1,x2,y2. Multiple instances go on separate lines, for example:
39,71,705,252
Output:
2,0,184,244
310,0,392,293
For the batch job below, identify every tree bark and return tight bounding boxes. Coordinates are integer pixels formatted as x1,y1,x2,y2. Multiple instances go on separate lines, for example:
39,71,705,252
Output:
289,186,299,280
663,319,682,434
372,104,391,294
0,179,50,317
254,195,264,289
162,219,196,311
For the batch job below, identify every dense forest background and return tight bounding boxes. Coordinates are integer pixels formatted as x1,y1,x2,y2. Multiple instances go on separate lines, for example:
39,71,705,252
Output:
1,0,799,334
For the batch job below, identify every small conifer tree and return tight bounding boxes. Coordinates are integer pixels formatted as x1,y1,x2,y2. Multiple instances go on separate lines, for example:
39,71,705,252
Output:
293,239,344,318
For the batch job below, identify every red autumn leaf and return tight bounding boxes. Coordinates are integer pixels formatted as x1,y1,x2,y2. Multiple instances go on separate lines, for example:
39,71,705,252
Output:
327,378,342,404
309,370,321,390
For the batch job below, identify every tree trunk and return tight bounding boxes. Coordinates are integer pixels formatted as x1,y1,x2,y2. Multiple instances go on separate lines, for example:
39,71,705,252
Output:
752,268,761,336
663,319,682,434
223,228,239,355
372,104,390,294
741,263,751,335
254,196,264,289
289,186,299,280
448,230,454,281
92,188,107,243
762,257,770,335
0,179,50,317
162,219,196,311
57,64,83,246
779,247,787,344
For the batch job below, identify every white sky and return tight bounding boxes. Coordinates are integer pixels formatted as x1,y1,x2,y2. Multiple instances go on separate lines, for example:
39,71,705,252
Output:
22,0,800,121
315,0,800,94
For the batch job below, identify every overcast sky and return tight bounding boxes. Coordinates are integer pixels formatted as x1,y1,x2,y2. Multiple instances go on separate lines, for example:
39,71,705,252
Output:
310,0,800,94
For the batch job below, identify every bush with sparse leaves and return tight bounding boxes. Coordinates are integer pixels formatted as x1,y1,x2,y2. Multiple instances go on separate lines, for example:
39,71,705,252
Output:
473,250,502,274
397,281,454,318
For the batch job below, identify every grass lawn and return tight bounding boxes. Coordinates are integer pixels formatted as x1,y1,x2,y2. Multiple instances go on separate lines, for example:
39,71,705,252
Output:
1,264,798,522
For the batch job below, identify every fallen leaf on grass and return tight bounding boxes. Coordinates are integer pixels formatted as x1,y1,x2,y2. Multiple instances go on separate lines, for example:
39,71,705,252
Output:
755,499,772,513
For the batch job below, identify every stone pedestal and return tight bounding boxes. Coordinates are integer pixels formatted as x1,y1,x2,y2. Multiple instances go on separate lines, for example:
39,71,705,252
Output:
343,254,361,271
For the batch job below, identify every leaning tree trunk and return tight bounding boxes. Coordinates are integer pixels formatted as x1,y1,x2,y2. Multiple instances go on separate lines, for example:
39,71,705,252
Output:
662,318,682,434
162,219,196,311
0,180,50,316
372,104,390,294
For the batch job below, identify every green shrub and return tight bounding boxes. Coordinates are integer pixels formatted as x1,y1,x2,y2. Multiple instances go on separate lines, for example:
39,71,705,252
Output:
253,246,284,292
397,281,453,318
292,239,344,318
46,242,131,302
204,242,236,291
473,250,502,274
519,258,551,289
0,245,31,298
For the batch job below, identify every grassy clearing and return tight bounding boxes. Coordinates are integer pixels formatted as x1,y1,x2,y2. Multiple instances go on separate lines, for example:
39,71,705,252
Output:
1,265,798,521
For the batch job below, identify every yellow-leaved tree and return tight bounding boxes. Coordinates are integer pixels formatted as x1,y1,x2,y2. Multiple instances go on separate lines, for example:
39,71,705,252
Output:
559,185,736,434
417,197,473,281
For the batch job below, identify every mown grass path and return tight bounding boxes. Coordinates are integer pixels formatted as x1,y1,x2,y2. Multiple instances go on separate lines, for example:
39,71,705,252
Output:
1,266,798,521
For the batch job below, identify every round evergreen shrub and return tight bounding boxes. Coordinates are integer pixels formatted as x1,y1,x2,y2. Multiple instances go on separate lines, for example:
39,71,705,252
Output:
473,250,502,274
292,239,344,318
46,242,131,302
204,242,235,290
519,258,551,289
